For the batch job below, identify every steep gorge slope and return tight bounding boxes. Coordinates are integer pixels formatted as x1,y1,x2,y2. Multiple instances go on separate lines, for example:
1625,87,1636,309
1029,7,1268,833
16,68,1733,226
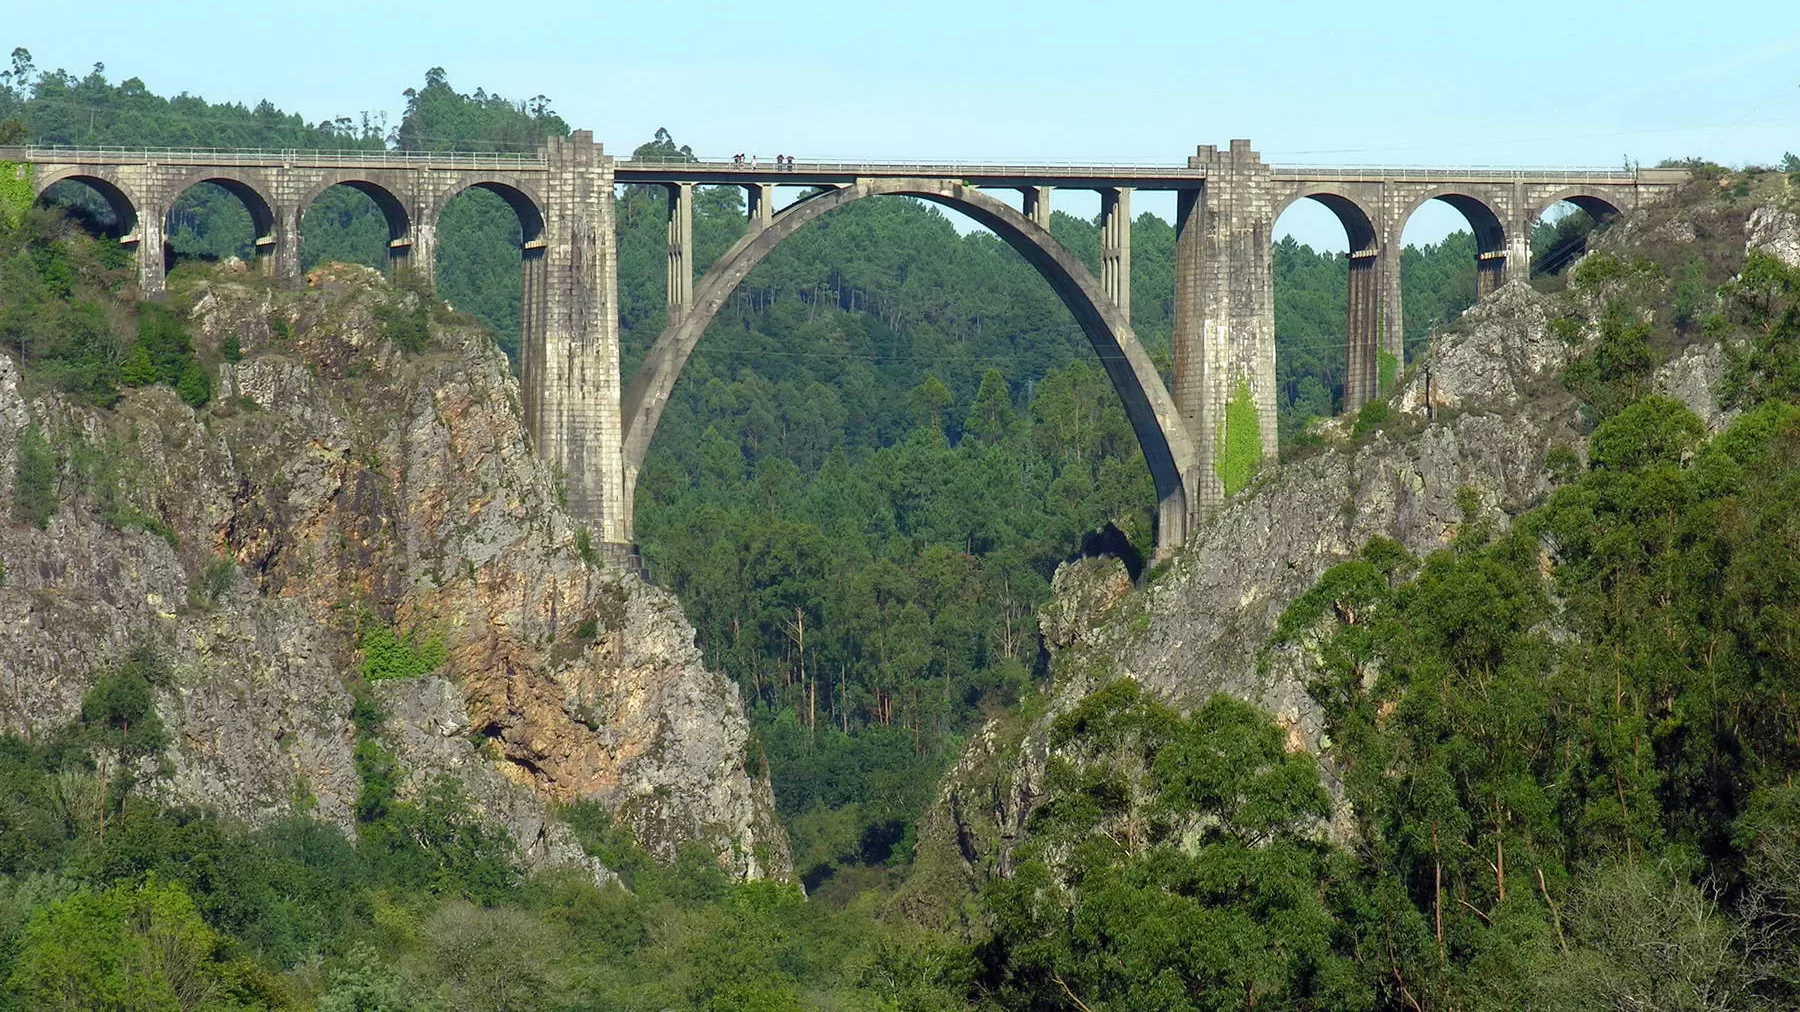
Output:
0,264,789,880
900,176,1782,926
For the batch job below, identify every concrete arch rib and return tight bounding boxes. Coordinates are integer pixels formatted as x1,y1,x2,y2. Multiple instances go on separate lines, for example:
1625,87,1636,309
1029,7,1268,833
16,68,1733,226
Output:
33,169,142,238
620,177,1197,538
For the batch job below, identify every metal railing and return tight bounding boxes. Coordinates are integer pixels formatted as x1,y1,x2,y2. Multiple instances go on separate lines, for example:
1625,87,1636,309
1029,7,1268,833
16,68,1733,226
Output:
13,146,1683,185
21,145,547,169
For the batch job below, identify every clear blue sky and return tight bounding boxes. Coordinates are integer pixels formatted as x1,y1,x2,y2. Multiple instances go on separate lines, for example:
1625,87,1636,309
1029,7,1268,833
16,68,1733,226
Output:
8,0,1798,247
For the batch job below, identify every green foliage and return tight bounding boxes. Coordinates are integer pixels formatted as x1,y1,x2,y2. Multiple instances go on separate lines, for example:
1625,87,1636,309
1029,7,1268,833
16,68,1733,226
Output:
1267,392,1800,1008
1377,349,1398,396
1562,300,1656,419
1350,397,1390,439
1720,250,1800,407
0,162,30,225
980,683,1365,1011
9,422,53,528
4,878,279,1010
373,292,431,354
358,624,446,682
74,647,172,763
1214,379,1262,495
573,525,599,567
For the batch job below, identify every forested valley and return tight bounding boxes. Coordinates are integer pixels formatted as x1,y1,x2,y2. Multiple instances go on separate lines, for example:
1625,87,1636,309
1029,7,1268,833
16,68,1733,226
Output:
9,51,1796,1011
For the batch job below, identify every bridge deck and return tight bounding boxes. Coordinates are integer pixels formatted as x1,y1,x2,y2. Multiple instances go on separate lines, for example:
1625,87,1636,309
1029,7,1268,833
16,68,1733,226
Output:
9,145,1684,191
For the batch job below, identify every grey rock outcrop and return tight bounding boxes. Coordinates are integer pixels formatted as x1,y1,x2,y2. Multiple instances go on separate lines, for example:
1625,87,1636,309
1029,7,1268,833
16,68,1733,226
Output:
0,269,789,881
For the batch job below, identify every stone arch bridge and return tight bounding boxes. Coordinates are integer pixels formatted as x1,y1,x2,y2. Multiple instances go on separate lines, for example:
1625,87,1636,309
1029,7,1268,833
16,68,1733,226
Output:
3,134,1684,561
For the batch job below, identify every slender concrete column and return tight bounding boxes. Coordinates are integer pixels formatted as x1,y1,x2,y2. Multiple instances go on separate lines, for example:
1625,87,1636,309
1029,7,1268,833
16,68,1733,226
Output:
746,183,773,232
1020,185,1052,229
666,182,694,322
1344,249,1380,408
136,201,167,297
1099,186,1132,321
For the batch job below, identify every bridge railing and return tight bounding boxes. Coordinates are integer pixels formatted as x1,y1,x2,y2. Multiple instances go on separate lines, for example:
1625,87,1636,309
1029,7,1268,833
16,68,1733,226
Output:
15,146,1683,185
22,146,549,169
619,158,1205,176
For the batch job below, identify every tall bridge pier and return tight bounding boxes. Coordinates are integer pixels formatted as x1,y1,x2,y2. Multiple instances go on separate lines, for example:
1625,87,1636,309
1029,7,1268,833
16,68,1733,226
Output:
7,139,1684,562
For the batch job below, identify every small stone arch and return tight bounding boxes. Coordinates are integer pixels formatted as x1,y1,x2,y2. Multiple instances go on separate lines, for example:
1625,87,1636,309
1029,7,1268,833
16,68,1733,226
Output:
619,177,1198,544
1529,189,1624,275
1273,186,1384,408
296,175,412,245
165,170,278,244
1273,186,1379,252
1398,187,1507,255
1532,188,1624,224
33,169,141,238
431,176,546,245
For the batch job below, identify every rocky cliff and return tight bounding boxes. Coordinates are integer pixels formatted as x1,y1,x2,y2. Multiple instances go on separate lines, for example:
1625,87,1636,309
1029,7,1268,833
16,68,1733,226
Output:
900,179,1772,929
0,264,789,881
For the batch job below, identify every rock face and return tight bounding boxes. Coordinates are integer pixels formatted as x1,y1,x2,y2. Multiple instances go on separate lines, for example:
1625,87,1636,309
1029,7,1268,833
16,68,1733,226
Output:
900,277,1590,926
904,190,1768,925
0,268,789,881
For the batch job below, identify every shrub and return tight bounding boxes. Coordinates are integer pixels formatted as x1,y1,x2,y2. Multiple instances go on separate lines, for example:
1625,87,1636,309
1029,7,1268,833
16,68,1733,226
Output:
359,625,447,682
1214,380,1262,496
1351,399,1390,440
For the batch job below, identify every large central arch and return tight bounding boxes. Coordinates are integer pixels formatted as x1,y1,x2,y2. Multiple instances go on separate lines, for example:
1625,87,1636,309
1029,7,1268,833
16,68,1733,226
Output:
619,177,1199,543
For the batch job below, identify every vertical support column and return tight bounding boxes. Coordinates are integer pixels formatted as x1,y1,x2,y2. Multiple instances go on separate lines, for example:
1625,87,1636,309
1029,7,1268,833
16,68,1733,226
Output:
272,208,302,287
1345,249,1381,408
1169,184,1209,541
1181,140,1277,517
746,182,773,232
525,131,630,548
135,198,167,298
1020,185,1052,229
407,203,437,287
1378,182,1406,372
666,181,693,323
1099,186,1132,322
1476,251,1506,298
1506,180,1531,283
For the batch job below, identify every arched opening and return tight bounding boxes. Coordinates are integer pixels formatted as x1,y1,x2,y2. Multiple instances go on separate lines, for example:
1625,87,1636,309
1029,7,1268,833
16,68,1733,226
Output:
1531,194,1622,276
36,174,138,241
1272,191,1381,439
164,177,275,274
1398,193,1504,361
613,180,1191,896
434,181,545,362
621,179,1190,538
299,181,409,275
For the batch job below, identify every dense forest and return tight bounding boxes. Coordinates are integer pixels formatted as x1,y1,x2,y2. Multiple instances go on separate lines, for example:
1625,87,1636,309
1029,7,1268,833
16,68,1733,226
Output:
11,51,1780,1010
